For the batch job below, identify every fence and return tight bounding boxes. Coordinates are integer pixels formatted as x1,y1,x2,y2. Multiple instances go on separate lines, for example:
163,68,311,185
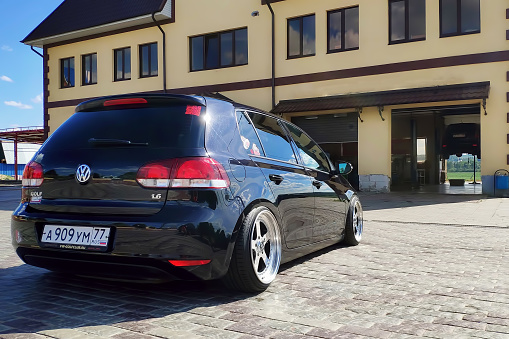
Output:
0,163,26,179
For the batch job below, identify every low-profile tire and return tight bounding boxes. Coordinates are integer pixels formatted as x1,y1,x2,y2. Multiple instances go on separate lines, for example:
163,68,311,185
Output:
343,195,363,246
222,206,282,293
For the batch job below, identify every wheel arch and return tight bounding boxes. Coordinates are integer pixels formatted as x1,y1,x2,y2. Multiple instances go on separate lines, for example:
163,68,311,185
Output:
221,198,282,276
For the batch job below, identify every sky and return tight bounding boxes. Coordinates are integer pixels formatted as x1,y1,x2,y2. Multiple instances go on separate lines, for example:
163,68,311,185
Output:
0,0,63,130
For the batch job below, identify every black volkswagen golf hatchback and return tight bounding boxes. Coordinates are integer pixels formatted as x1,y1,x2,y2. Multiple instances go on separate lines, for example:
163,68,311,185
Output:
12,94,363,292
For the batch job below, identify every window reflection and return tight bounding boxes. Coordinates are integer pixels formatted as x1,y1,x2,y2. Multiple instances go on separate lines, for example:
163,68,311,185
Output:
190,28,248,71
302,15,315,55
140,43,158,77
441,0,480,36
390,1,405,41
390,0,425,43
461,0,480,33
288,15,315,58
61,57,74,88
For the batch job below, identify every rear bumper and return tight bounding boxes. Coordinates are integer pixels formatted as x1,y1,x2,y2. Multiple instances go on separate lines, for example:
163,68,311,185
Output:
16,247,206,282
11,200,241,281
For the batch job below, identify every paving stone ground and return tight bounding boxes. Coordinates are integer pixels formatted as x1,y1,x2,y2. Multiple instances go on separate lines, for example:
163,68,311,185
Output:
1,187,508,338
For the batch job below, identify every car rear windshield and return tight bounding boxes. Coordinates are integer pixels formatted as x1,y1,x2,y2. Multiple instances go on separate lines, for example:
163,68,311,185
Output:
45,105,206,150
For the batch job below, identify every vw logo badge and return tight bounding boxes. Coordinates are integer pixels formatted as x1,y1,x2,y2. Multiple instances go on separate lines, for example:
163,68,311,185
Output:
76,164,91,184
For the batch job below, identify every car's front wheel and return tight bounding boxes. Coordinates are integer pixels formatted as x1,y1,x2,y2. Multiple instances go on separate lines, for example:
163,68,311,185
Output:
223,206,282,292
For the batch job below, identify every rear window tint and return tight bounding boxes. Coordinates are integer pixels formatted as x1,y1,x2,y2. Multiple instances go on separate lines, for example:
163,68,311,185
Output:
45,106,206,149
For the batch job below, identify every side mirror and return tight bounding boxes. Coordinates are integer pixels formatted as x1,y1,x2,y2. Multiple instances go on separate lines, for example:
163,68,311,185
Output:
336,162,353,175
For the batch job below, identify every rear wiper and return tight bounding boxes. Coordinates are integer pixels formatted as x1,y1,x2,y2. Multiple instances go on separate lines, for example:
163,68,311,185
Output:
88,138,149,146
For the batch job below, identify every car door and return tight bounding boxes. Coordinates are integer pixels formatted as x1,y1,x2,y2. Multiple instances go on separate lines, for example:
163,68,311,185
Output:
245,112,316,249
283,122,348,243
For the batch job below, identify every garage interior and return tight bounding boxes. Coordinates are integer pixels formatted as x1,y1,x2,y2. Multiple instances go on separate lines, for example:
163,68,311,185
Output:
391,103,481,194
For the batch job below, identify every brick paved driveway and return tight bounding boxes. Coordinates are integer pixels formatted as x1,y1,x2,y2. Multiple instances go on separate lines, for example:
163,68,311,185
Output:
1,187,508,339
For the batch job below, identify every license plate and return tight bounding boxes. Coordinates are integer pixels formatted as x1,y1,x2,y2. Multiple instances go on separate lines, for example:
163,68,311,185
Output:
41,225,110,252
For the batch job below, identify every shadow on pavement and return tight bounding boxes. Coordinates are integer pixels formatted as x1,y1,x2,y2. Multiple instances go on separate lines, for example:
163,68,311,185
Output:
359,191,487,212
0,263,254,335
0,237,355,335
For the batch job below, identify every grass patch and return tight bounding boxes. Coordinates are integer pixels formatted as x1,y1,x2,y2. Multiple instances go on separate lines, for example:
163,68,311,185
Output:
447,172,481,182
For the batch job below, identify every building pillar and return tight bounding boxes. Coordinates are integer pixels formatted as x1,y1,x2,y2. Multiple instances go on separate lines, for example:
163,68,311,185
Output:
357,106,391,192
481,83,509,195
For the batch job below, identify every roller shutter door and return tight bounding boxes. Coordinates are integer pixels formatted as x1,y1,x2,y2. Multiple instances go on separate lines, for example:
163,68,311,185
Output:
291,113,358,144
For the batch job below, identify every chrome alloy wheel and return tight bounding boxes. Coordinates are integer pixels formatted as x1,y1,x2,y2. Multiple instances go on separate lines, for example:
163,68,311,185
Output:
250,209,281,284
352,199,363,242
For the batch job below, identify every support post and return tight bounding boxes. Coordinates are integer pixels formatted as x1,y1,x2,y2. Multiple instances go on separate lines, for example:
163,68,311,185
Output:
411,119,417,185
14,135,18,181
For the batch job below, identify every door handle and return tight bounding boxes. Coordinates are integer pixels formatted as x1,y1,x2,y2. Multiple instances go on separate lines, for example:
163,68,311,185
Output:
269,174,284,185
312,180,323,189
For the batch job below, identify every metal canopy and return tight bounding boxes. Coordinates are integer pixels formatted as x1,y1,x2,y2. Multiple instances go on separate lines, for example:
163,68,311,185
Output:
0,127,45,144
0,127,45,181
272,82,490,114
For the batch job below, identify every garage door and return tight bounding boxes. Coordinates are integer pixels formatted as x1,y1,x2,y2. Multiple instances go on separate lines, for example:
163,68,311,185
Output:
291,112,358,143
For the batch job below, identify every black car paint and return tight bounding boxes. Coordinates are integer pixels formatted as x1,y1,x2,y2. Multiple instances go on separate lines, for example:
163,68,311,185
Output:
12,94,357,282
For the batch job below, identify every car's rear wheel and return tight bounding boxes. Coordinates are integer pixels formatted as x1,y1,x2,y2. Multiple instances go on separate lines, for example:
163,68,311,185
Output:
343,195,363,246
223,206,281,292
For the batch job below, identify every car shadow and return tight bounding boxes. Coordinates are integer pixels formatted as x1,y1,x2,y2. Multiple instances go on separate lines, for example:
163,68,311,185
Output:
0,263,255,335
278,242,348,274
359,191,488,212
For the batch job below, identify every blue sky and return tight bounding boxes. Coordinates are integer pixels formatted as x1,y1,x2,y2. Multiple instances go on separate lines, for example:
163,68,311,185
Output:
0,0,63,130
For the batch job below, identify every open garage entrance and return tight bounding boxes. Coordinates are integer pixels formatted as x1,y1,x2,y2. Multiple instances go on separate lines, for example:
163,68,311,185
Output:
391,103,481,194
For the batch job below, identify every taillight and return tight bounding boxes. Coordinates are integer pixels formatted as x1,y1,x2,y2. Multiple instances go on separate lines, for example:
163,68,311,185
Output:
442,145,447,148
136,162,172,188
136,157,230,189
173,158,230,188
22,161,44,187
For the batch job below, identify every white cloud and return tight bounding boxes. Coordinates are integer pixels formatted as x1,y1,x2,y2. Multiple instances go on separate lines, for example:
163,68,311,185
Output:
4,101,33,110
0,75,13,83
1,45,13,52
31,94,43,104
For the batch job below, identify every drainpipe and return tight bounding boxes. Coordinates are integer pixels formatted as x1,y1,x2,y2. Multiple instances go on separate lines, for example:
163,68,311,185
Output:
152,12,167,93
30,46,43,58
266,0,276,110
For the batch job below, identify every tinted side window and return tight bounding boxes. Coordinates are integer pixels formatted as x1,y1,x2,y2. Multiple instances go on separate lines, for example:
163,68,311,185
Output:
236,111,264,156
284,122,331,172
248,113,297,164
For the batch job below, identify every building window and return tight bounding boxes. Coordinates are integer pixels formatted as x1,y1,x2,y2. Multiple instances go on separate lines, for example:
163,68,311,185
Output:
328,7,359,53
190,28,248,72
288,14,315,58
60,57,75,88
82,53,97,85
140,43,158,77
114,47,131,81
389,0,426,44
440,0,480,37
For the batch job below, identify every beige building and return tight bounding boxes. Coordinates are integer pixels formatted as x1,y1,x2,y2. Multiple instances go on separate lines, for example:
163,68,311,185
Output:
23,0,509,194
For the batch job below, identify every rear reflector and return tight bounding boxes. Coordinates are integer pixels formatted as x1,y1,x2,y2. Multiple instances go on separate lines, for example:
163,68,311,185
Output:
136,157,230,189
473,144,478,147
22,161,44,187
103,98,148,106
168,259,211,267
